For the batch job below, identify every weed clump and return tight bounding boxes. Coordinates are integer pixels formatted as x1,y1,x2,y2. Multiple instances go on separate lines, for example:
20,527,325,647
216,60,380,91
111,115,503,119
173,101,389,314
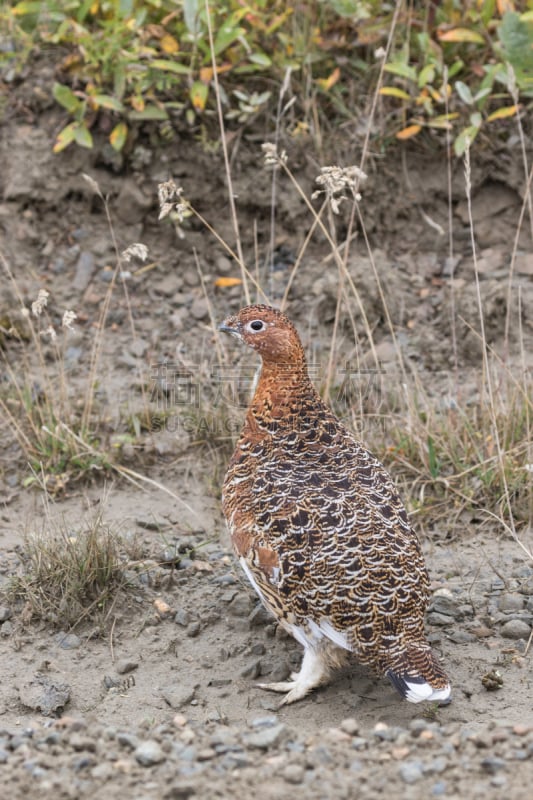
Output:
9,511,127,630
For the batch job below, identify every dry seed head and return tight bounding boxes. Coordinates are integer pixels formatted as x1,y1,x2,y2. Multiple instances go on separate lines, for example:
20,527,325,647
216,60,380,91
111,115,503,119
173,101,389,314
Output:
312,165,367,214
82,173,103,197
121,243,149,263
31,289,50,317
158,179,189,222
261,142,287,168
62,310,77,331
40,325,57,342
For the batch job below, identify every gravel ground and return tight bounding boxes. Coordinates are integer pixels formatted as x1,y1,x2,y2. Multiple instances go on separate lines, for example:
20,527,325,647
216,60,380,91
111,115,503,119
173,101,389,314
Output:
2,710,533,799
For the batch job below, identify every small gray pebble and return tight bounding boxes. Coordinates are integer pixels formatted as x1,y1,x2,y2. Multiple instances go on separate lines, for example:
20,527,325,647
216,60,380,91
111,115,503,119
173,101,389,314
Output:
116,659,138,675
481,756,506,774
134,740,166,766
56,632,81,650
117,732,139,750
227,594,254,618
449,630,476,644
0,606,12,623
498,593,525,612
427,612,454,626
160,685,195,710
282,764,305,784
500,619,531,639
187,622,201,638
244,723,286,749
174,609,190,627
399,761,424,784
240,659,261,679
248,604,273,627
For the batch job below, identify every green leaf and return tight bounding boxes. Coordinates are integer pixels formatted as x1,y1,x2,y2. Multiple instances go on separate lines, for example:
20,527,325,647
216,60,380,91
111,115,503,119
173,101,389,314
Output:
454,125,480,157
184,0,201,37
73,123,93,149
128,106,169,120
383,62,417,82
447,60,464,79
418,64,435,87
91,95,125,112
52,83,81,113
12,1,43,14
249,52,272,67
327,0,361,17
213,24,245,56
455,80,474,105
498,11,533,87
427,436,439,478
151,59,190,75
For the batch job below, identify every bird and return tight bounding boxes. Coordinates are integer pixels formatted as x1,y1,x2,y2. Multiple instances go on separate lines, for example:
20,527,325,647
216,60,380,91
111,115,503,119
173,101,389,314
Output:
219,304,451,706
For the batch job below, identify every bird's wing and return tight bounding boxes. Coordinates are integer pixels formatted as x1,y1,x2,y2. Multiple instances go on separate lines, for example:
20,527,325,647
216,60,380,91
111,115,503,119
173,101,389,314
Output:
225,427,430,668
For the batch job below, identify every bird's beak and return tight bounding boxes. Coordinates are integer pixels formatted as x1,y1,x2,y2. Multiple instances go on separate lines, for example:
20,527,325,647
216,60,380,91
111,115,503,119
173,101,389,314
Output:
218,318,241,338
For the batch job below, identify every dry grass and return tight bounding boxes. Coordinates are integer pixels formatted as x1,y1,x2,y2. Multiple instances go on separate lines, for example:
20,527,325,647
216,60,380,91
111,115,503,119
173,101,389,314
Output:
8,508,128,630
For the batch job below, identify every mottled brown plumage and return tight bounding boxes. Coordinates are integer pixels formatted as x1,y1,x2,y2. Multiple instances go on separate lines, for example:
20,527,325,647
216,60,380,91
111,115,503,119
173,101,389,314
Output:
220,305,451,705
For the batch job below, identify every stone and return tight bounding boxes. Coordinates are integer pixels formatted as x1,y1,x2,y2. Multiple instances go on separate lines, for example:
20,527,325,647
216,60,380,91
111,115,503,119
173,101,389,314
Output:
244,723,287,750
282,763,305,784
227,594,254,618
134,740,166,766
55,632,81,649
160,685,195,710
129,338,149,358
73,251,96,291
115,179,152,224
18,673,70,716
498,593,525,613
399,761,424,784
340,718,360,736
427,612,454,626
0,606,12,623
248,604,273,627
430,592,461,617
190,297,209,321
500,619,531,639
115,659,139,675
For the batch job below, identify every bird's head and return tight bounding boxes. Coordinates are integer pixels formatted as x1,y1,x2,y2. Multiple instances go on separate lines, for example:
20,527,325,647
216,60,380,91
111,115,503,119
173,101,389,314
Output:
219,304,306,365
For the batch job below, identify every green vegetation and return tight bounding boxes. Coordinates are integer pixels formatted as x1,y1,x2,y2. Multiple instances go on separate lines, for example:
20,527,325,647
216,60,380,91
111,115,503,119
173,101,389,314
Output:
2,1,532,154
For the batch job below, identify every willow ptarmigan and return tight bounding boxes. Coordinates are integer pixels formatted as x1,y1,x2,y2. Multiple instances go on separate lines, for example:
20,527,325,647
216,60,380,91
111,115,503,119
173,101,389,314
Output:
220,304,451,706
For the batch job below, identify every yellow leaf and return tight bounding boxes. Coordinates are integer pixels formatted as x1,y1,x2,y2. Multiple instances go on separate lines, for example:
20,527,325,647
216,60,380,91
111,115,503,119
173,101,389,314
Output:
214,277,243,288
437,28,485,44
496,0,515,15
190,81,208,112
130,95,145,112
200,66,213,83
379,87,411,100
90,0,99,13
160,34,179,54
396,124,422,140
316,67,341,91
487,104,519,121
110,122,128,152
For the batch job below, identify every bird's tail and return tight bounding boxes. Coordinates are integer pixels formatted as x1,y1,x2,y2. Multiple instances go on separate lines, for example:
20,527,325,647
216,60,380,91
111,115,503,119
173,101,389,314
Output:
386,645,451,705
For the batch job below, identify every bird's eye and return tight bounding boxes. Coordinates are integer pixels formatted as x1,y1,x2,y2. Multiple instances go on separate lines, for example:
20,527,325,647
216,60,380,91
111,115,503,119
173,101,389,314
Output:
248,320,265,332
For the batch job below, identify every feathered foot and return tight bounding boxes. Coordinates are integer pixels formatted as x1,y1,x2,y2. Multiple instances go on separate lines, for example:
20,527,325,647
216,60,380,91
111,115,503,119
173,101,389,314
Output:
257,646,330,705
